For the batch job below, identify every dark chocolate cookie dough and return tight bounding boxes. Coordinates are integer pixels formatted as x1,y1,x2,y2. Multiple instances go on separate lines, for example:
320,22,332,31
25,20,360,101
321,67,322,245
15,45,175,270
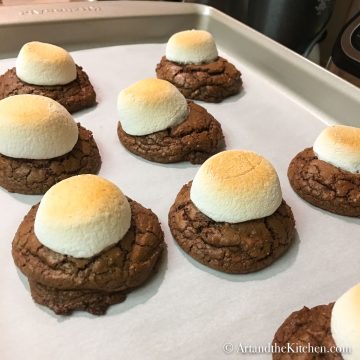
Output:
12,199,165,315
0,65,96,113
272,303,343,360
156,56,242,103
288,147,360,217
168,182,295,274
117,101,225,164
0,124,101,195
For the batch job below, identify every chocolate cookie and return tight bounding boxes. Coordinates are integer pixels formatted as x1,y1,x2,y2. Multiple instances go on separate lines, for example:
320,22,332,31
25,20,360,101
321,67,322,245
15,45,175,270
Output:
156,56,242,103
272,303,343,359
12,199,165,315
117,101,225,164
288,147,360,217
0,124,101,195
168,182,295,274
0,65,96,113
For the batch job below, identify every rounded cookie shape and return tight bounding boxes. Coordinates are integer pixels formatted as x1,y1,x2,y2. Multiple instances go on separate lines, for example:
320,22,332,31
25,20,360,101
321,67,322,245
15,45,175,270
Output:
0,124,101,195
168,182,295,274
16,42,77,86
12,198,165,315
117,101,225,164
272,304,343,360
0,66,96,114
156,56,242,103
0,94,78,159
288,147,360,217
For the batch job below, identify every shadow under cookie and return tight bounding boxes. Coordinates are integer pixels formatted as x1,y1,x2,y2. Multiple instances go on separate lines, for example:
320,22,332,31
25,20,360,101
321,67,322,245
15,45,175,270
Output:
168,182,295,274
12,199,165,315
117,101,225,164
288,147,360,217
0,65,96,113
156,56,242,103
0,125,101,195
272,303,343,360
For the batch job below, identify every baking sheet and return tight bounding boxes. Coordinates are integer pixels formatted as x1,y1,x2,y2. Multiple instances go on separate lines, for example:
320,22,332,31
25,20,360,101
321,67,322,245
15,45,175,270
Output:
0,8,360,360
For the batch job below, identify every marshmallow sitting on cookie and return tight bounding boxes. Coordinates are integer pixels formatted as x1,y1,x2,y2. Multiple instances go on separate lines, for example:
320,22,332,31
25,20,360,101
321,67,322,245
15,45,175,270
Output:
16,41,77,86
190,150,283,223
34,175,131,258
117,78,188,136
313,125,360,173
0,94,78,159
165,30,218,65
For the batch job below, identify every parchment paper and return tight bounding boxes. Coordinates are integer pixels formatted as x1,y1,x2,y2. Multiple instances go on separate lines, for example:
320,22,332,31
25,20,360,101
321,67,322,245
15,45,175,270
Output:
0,43,358,360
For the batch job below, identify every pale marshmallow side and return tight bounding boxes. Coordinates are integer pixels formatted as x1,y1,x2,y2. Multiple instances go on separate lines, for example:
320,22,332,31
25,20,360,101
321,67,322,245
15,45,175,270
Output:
313,125,360,173
190,150,283,223
0,94,78,159
118,78,188,136
166,30,218,65
16,41,77,86
34,175,131,258
331,283,360,360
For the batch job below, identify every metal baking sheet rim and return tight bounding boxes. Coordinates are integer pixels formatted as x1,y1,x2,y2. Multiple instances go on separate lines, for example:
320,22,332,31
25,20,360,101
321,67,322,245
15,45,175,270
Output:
0,1,359,127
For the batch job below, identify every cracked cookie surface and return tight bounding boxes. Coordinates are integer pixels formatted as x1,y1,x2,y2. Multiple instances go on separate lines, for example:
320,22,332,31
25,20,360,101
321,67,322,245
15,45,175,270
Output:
156,56,242,103
0,124,101,195
0,65,96,113
117,101,225,164
272,303,343,360
12,199,165,315
288,147,360,217
168,182,295,274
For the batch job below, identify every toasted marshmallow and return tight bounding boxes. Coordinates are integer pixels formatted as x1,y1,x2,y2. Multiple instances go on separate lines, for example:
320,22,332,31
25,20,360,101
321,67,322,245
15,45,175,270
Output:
331,283,360,359
0,94,78,159
313,125,360,173
16,41,77,86
166,30,218,64
118,78,188,136
190,150,282,223
34,175,131,258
